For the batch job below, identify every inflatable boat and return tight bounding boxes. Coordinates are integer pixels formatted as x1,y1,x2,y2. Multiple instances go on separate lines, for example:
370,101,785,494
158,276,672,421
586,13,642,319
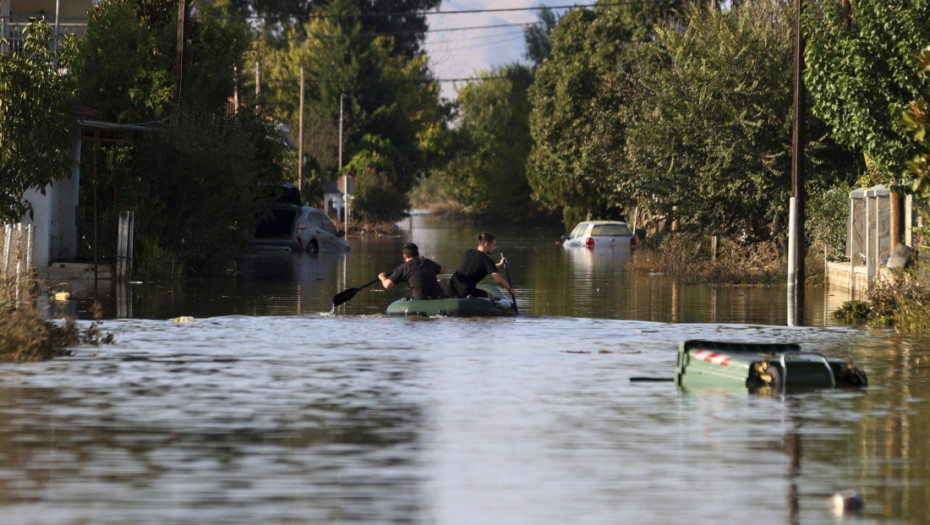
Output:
385,284,517,317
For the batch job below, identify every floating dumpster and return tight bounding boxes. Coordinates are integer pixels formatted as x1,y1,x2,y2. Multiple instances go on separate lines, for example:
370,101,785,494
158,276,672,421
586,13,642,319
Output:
674,340,868,391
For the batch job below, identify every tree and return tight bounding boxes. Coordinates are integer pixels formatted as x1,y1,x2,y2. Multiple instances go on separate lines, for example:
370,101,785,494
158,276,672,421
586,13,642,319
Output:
342,134,408,223
130,107,292,276
629,2,796,239
523,6,560,68
629,1,860,239
74,0,176,123
76,0,249,122
0,20,77,221
528,0,683,228
442,64,538,222
902,46,930,202
253,0,447,215
804,0,930,177
72,0,292,276
233,0,440,59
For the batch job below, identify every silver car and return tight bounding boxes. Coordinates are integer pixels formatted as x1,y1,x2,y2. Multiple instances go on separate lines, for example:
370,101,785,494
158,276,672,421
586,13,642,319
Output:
294,206,351,253
562,220,638,250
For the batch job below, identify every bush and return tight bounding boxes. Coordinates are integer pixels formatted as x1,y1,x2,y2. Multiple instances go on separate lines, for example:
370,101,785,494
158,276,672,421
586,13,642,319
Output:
1,274,112,362
352,169,409,224
628,233,786,285
806,182,853,261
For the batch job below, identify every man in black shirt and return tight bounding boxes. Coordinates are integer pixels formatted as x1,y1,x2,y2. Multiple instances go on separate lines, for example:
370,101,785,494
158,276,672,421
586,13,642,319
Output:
379,243,446,300
443,232,516,298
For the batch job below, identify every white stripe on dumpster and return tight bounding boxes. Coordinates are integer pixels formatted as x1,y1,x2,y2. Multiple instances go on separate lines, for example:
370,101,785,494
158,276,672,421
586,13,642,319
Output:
694,350,731,366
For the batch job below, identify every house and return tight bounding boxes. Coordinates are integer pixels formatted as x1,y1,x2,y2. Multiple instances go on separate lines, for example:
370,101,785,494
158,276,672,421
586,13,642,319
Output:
1,0,97,52
2,1,110,275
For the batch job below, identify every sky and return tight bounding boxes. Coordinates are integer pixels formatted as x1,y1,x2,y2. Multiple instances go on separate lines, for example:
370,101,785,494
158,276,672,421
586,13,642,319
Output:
424,1,571,101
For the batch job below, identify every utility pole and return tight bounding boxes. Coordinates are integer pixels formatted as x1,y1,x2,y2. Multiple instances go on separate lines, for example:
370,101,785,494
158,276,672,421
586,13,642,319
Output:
174,0,188,109
255,61,261,97
298,68,305,198
339,93,349,229
788,0,806,325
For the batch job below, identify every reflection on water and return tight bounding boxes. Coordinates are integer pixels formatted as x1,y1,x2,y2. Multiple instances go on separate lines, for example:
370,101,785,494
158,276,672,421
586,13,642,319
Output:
8,215,930,523
67,214,836,325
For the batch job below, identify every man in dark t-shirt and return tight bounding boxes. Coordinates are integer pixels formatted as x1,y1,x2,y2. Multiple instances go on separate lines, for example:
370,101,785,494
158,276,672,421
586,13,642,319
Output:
443,232,516,299
379,243,446,300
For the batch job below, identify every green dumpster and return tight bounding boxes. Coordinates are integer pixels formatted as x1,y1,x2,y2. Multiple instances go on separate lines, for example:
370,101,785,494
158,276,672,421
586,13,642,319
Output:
675,340,867,392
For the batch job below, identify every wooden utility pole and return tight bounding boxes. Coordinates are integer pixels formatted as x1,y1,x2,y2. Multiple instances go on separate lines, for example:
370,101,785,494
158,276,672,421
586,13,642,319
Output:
299,68,305,197
174,0,188,109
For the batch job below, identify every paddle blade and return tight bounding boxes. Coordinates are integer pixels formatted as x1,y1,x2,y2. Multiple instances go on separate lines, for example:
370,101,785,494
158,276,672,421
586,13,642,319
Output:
332,287,361,307
333,277,381,307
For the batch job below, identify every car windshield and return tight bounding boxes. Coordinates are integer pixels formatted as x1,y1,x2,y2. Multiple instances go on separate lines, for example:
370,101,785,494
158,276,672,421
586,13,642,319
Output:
590,223,632,237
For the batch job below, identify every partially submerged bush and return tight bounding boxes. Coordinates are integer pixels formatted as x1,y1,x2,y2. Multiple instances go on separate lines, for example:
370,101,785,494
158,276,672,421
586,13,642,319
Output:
629,233,786,285
868,276,930,332
830,270,930,332
1,274,112,362
830,300,872,324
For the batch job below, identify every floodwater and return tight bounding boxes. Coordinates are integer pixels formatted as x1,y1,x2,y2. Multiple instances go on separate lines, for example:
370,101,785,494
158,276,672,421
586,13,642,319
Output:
2,214,929,524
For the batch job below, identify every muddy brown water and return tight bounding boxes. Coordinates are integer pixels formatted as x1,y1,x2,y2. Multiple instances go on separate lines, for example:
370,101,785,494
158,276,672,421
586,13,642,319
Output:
2,214,927,524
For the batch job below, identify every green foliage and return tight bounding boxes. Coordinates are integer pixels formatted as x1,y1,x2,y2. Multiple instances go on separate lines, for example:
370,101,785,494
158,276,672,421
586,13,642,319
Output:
443,64,542,223
76,0,249,122
75,0,177,122
234,0,439,60
806,182,854,261
252,0,447,195
832,276,930,332
626,1,861,240
342,134,408,223
528,0,684,221
523,7,560,67
867,277,930,331
804,0,930,178
901,46,930,201
629,2,794,238
830,300,872,325
129,107,289,277
0,20,78,221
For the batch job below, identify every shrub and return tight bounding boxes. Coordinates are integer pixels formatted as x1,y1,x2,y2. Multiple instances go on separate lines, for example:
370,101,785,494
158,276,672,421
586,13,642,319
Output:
1,274,112,362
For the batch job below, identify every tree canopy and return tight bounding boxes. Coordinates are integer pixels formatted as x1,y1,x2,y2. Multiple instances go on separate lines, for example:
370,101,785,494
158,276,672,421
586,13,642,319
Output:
804,0,930,177
527,0,685,227
442,64,539,222
253,0,447,214
0,21,77,221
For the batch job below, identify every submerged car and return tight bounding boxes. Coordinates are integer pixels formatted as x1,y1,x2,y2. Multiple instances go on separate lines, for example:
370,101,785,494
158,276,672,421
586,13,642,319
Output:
252,183,303,251
294,206,350,253
562,220,638,250
251,184,350,253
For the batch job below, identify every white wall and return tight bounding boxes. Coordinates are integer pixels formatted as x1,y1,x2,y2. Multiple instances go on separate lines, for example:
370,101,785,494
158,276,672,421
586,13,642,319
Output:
19,135,81,267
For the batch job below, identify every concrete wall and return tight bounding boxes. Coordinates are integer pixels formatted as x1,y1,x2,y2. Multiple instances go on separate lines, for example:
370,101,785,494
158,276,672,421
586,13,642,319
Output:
825,261,870,302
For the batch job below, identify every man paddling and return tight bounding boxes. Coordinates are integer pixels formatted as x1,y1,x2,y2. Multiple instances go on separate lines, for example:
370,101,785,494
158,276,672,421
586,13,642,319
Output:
379,243,446,300
442,232,516,299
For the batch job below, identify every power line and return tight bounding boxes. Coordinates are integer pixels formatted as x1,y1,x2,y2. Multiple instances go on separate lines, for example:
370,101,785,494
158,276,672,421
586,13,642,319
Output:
243,1,673,21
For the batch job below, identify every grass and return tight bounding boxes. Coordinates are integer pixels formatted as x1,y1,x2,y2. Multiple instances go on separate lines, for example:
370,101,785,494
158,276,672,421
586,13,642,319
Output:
628,233,790,285
0,272,112,362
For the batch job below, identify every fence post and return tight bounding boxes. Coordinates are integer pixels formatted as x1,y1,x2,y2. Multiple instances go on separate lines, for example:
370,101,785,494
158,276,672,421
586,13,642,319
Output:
117,211,134,281
2,224,11,274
